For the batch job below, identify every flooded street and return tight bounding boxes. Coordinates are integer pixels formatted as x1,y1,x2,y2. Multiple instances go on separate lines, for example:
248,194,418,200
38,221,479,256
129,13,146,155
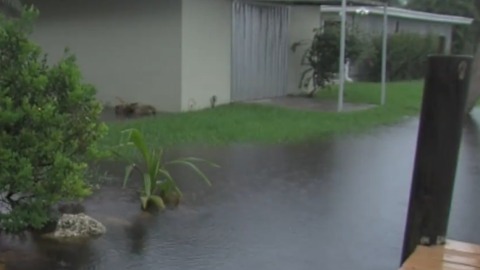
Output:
2,109,480,270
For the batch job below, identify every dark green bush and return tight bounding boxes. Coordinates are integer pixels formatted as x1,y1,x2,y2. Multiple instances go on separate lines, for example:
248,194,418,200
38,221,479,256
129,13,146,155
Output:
292,24,366,94
357,32,439,82
0,7,107,232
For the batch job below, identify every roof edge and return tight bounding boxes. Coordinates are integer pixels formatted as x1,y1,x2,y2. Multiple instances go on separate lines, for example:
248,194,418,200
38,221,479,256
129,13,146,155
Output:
320,5,474,25
254,0,385,7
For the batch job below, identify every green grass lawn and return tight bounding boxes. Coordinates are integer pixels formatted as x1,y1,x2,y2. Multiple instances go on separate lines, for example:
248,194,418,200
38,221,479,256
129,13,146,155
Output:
103,80,424,149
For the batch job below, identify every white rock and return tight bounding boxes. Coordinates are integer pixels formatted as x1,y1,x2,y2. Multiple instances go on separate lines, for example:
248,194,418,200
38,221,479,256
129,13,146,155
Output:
53,213,106,239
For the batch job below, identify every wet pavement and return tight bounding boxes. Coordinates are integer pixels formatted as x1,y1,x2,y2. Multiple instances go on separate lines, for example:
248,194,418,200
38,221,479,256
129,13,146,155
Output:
2,109,480,270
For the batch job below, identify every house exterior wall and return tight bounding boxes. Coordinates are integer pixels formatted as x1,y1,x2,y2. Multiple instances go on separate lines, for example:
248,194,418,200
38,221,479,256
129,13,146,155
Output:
181,0,232,111
352,15,452,53
25,0,183,112
288,5,321,93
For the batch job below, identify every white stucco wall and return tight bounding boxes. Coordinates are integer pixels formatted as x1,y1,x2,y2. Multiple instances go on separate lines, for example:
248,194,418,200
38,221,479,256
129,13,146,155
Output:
180,0,232,111
288,5,321,94
25,0,182,112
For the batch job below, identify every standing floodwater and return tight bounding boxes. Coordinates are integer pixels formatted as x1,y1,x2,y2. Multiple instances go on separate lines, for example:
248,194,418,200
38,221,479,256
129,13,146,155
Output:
2,110,480,270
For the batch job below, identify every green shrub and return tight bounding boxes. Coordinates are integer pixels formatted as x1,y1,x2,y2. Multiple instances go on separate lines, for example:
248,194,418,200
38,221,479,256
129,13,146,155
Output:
357,32,439,82
0,7,107,232
292,24,366,95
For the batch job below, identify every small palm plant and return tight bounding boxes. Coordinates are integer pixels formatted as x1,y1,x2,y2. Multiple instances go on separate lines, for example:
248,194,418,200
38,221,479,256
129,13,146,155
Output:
113,128,219,211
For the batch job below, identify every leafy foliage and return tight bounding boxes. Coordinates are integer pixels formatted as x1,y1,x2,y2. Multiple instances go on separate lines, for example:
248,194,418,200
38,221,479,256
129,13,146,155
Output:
407,0,477,18
0,7,107,233
406,0,479,53
389,0,408,7
357,32,439,81
113,128,219,211
291,24,365,96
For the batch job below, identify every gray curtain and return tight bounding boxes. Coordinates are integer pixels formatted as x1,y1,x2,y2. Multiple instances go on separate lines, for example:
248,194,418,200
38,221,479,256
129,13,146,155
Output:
232,0,290,102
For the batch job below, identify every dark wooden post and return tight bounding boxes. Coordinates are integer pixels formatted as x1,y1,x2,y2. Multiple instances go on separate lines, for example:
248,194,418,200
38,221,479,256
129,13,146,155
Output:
400,55,473,265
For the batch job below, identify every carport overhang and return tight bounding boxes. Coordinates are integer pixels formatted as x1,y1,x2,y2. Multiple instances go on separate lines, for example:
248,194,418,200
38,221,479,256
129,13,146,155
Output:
252,0,474,112
254,0,387,111
255,0,385,6
320,5,474,25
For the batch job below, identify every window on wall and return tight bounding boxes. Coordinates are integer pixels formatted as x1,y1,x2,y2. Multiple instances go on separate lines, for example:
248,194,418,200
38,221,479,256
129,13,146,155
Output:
395,21,400,33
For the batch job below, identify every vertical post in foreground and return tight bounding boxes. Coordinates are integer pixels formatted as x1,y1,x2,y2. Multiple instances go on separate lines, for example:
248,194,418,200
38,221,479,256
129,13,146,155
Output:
380,1,388,105
400,55,473,265
337,0,347,112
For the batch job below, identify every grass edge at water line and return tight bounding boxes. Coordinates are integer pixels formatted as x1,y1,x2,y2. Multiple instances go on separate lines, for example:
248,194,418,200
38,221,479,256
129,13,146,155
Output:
101,81,424,153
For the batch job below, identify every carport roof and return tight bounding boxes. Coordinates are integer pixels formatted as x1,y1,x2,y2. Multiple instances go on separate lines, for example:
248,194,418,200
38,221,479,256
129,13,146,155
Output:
255,0,473,25
255,0,386,6
321,5,474,25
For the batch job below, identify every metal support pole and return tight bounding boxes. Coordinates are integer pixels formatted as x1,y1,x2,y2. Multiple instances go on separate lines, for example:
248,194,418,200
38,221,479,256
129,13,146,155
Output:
380,1,388,105
400,55,473,265
337,0,347,112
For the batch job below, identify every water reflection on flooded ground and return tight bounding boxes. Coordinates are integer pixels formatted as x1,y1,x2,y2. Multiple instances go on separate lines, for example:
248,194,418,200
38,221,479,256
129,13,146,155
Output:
2,110,480,270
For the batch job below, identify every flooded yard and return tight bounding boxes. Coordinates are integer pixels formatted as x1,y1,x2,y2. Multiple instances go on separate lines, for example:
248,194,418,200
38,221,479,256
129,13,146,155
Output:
2,109,480,270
